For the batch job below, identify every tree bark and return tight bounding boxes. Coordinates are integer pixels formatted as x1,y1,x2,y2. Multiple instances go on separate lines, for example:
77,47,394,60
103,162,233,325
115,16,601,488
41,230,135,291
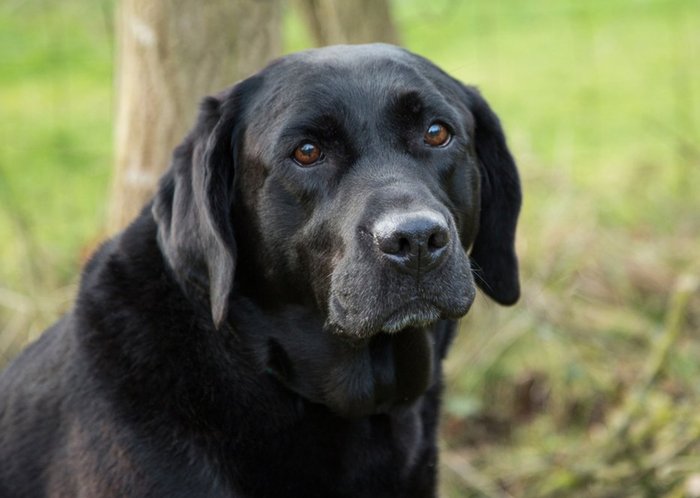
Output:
109,0,281,233
297,0,399,46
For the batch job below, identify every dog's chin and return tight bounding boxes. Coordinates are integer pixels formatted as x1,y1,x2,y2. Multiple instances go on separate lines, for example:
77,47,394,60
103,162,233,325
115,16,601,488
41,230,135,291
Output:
327,295,473,339
379,301,442,334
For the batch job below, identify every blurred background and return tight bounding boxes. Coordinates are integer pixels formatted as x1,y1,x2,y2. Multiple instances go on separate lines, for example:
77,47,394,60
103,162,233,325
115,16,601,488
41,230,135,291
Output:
1,0,699,496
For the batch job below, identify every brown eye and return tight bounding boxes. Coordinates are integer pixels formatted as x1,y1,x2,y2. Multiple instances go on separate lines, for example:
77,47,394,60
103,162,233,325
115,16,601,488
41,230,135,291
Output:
424,122,451,147
292,142,322,166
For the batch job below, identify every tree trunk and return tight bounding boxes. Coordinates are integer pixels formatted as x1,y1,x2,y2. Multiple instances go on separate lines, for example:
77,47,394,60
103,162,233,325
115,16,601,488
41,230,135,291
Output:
296,0,399,46
109,0,281,234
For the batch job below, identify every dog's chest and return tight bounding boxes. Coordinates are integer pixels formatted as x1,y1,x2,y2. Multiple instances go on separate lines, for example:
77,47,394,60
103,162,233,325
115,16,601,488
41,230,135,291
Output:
221,402,435,498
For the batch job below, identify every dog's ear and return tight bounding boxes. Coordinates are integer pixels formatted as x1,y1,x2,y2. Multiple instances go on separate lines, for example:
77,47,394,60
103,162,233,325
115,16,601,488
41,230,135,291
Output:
462,86,522,305
153,81,255,328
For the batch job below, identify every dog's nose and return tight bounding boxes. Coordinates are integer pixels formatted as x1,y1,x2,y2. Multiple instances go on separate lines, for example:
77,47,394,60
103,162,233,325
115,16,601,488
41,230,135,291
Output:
373,211,450,273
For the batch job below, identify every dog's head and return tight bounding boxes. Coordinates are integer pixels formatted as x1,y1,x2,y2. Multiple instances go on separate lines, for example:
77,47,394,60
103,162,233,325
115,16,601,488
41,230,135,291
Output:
153,44,521,415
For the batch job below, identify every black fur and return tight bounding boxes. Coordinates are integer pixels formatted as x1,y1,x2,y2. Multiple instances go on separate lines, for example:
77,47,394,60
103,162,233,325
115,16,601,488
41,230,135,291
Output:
0,44,521,497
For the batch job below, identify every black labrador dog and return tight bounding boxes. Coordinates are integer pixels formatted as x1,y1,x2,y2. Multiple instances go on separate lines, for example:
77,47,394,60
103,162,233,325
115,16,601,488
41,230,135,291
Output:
0,44,520,497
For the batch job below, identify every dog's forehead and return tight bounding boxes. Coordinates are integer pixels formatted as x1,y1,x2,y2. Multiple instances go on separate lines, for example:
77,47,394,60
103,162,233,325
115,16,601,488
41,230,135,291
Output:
245,45,450,130
272,48,420,98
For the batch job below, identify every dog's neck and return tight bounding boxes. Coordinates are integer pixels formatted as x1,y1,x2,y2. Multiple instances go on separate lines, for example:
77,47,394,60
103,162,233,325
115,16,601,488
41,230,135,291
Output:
227,294,437,418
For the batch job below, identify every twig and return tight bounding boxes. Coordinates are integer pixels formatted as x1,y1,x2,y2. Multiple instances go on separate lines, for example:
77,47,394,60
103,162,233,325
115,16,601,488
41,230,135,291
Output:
607,274,699,450
441,451,514,498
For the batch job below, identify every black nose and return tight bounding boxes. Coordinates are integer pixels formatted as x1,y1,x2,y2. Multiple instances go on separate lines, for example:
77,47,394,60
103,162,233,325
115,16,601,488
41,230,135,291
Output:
373,211,450,273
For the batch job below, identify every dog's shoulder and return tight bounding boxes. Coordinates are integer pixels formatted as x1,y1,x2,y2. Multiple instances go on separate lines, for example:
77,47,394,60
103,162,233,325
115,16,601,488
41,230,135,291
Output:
0,315,76,414
0,213,232,496
0,314,80,493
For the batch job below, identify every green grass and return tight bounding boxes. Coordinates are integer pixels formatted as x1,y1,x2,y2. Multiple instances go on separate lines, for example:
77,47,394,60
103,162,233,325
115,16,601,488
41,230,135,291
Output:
0,0,113,286
1,0,699,496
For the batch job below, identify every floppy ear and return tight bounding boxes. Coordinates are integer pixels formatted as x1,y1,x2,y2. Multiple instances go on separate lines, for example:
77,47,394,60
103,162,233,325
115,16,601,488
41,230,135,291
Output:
152,87,245,329
463,86,522,305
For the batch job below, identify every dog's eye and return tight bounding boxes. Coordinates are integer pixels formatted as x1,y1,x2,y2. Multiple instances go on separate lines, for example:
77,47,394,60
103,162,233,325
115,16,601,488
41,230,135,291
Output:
424,122,451,147
292,142,323,166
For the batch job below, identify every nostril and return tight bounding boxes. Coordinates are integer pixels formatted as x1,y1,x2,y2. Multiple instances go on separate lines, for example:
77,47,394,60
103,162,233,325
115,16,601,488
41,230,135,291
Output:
377,234,399,255
427,230,448,251
378,234,412,256
397,237,411,256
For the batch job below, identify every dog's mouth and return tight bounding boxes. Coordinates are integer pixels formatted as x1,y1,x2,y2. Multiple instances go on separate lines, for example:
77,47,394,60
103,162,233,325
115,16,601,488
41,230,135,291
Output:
328,294,472,340
380,300,442,334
